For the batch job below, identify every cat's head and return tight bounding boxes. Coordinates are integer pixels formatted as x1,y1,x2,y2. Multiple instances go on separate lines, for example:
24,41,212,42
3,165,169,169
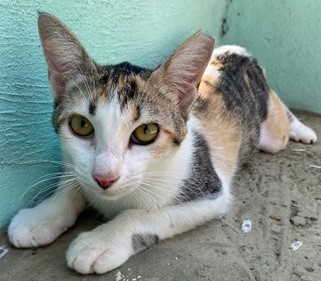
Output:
38,13,214,200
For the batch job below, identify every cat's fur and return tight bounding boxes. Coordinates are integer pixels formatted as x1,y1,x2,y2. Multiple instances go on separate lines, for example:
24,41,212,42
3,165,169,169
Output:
8,13,317,274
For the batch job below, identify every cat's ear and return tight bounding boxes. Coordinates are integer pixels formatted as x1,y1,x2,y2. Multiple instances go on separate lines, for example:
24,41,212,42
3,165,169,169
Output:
151,31,214,112
38,12,97,100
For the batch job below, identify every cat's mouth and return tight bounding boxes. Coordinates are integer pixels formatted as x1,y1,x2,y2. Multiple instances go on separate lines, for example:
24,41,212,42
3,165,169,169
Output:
95,184,137,200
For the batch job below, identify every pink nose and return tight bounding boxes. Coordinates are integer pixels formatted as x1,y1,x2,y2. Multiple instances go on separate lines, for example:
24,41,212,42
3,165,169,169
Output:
93,174,119,189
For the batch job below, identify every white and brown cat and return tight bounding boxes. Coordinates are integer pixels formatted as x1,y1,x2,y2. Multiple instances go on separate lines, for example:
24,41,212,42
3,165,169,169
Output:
8,13,317,274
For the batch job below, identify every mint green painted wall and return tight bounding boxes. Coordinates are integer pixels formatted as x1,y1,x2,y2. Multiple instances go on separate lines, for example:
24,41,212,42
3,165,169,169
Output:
221,0,321,114
0,0,226,227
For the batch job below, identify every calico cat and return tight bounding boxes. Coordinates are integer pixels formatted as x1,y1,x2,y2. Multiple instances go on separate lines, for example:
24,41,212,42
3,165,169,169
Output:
8,13,317,274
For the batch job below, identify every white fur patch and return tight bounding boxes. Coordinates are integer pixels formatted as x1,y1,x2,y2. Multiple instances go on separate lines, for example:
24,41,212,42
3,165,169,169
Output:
213,45,251,58
8,186,85,248
289,115,317,144
204,64,220,78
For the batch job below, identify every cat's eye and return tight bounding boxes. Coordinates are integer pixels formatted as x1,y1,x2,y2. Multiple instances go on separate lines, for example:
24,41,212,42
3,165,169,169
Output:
131,123,159,145
69,115,94,137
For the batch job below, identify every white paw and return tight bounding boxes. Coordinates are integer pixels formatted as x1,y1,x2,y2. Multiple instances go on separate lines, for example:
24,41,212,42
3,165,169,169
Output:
8,208,68,248
290,120,317,144
66,227,132,274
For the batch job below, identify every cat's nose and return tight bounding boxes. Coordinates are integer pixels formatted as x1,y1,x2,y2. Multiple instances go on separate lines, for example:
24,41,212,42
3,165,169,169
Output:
93,173,120,189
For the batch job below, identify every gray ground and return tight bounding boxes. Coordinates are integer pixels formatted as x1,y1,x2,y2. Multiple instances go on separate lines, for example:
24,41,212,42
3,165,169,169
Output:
0,112,320,281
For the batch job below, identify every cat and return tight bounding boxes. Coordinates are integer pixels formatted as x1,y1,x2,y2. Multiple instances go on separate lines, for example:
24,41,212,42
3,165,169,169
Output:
8,12,317,274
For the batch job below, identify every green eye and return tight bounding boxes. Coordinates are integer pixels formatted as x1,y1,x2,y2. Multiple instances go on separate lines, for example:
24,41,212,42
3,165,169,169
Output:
69,115,94,137
131,123,159,145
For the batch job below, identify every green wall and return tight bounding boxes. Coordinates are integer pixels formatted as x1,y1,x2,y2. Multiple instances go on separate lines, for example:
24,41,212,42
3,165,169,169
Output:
0,0,226,227
221,0,321,114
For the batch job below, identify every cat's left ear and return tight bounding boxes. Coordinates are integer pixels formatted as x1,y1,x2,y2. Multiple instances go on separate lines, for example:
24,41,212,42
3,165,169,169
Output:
38,12,97,101
151,31,214,113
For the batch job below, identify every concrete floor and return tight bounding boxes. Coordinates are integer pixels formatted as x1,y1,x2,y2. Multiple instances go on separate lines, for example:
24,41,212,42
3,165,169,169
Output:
0,112,320,281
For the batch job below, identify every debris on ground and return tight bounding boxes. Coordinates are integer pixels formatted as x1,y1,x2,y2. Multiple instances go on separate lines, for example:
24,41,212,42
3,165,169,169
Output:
115,270,123,281
0,245,9,259
292,148,307,152
269,215,282,221
309,164,321,169
241,219,252,234
115,269,142,281
290,216,306,227
291,241,303,251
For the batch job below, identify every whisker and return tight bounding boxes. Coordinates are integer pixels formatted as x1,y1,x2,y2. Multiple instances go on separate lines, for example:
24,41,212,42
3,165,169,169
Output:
17,173,76,208
25,178,77,207
18,160,75,169
134,187,159,209
140,180,178,194
143,177,182,186
49,182,79,203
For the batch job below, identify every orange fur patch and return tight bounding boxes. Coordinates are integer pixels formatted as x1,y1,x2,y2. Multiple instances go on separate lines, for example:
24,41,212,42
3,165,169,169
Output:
195,78,241,183
153,130,180,156
264,91,289,151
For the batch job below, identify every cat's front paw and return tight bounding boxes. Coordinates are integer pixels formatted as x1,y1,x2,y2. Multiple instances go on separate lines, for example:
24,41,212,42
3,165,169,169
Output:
66,229,132,274
8,208,68,248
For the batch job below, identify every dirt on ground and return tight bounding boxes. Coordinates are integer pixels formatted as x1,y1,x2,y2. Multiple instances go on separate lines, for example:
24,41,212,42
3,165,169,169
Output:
0,112,320,281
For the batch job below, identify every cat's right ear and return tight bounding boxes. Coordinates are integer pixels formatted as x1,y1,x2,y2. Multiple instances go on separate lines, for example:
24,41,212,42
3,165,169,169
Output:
150,31,214,114
38,12,97,101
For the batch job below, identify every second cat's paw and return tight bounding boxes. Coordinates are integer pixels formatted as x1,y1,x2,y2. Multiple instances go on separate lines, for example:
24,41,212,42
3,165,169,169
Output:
8,208,68,248
66,229,132,274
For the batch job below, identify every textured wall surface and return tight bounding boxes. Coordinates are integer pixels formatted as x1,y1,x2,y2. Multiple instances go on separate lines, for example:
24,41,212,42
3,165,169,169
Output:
221,0,321,114
0,0,226,226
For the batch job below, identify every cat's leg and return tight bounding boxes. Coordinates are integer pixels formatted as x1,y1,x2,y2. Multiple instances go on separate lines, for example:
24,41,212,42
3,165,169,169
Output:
66,190,231,274
259,90,290,153
259,90,317,153
8,182,86,248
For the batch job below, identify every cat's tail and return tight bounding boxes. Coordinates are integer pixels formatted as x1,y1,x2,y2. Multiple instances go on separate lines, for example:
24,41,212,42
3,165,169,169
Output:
259,90,317,153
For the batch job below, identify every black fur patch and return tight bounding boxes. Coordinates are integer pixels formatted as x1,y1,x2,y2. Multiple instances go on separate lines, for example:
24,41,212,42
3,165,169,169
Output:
172,137,181,146
89,102,96,115
217,53,268,121
133,105,141,122
132,233,159,253
215,52,269,159
102,62,151,85
111,62,148,77
179,131,221,202
100,62,152,110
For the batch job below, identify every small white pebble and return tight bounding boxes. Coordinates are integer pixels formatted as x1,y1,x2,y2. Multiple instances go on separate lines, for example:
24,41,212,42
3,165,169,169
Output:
128,268,131,271
115,270,123,281
175,256,179,260
132,279,137,281
309,164,321,169
292,148,307,152
137,276,142,279
167,263,170,266
241,219,252,234
291,241,303,251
